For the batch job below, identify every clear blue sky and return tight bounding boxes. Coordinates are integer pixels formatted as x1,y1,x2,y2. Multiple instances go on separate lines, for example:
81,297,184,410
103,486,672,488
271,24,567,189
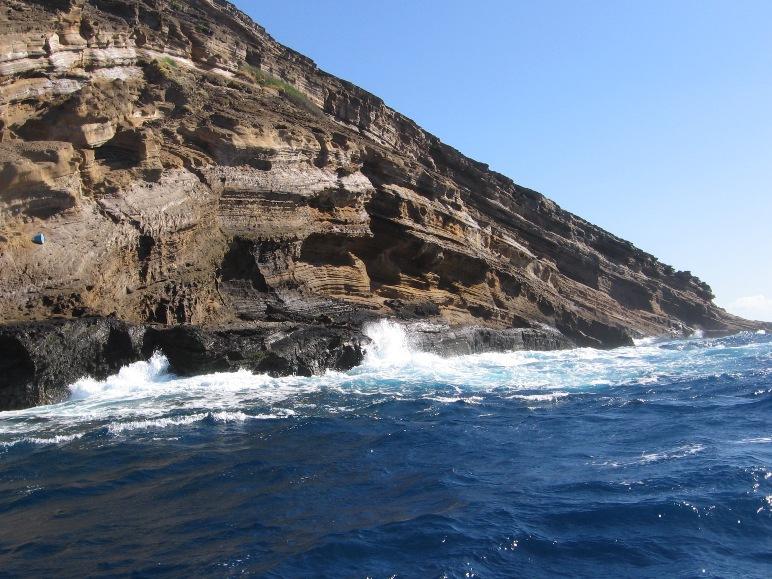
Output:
235,0,772,321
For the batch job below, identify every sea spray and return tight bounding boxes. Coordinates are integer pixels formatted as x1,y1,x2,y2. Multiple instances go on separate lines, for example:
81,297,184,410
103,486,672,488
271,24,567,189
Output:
362,319,414,366
68,351,173,401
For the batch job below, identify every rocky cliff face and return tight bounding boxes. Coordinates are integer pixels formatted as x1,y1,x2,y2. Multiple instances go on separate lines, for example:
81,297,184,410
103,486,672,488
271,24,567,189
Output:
0,0,764,408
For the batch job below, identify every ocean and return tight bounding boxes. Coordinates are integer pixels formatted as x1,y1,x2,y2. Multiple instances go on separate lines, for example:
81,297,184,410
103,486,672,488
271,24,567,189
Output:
0,322,770,577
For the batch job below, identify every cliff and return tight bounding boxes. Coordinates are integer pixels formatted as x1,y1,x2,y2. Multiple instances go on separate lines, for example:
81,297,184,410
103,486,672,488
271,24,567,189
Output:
0,0,763,409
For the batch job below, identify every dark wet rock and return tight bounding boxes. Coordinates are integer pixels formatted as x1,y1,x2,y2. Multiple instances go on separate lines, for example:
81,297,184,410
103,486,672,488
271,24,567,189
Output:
147,323,368,377
0,318,369,410
407,324,574,356
0,317,147,410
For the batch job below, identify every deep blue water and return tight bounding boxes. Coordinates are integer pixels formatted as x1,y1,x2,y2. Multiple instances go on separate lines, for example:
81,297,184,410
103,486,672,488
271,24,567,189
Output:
0,324,770,578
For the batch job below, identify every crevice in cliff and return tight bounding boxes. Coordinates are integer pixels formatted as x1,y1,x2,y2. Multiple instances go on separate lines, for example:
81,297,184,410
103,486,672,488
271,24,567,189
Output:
220,237,269,291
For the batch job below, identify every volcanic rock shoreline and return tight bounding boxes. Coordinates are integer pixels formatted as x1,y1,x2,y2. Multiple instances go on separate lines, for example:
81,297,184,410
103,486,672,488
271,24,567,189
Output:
0,316,577,410
0,0,767,410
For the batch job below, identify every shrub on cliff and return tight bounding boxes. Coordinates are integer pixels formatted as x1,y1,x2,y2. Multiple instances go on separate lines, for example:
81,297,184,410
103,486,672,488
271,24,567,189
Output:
238,64,322,117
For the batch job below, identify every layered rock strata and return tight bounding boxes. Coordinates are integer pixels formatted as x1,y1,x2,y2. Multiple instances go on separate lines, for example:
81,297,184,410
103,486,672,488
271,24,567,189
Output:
0,0,766,409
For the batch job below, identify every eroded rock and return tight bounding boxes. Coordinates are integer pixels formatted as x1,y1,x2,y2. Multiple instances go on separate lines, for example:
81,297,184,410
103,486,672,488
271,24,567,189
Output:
0,317,368,410
0,317,146,410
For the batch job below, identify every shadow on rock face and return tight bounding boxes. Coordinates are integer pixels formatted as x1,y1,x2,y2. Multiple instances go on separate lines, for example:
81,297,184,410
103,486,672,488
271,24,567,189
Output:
0,335,36,410
0,318,146,410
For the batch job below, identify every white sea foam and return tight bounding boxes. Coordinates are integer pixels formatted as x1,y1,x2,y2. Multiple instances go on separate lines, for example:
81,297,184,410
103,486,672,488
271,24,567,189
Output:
510,392,571,403
638,444,705,464
0,433,85,448
595,443,708,468
425,395,484,405
1,320,769,446
69,352,172,400
362,319,414,366
108,411,252,434
737,437,772,445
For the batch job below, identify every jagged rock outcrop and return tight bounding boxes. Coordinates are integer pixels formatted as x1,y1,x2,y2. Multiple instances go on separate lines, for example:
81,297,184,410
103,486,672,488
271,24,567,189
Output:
0,0,766,409
0,317,146,409
148,322,367,378
0,317,370,410
407,324,575,357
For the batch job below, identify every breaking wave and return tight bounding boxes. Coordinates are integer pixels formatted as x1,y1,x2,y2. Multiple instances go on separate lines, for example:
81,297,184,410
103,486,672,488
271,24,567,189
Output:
1,322,770,448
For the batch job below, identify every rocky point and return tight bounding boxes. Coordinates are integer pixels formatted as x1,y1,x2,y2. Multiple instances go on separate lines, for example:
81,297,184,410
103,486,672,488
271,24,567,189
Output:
0,0,766,409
